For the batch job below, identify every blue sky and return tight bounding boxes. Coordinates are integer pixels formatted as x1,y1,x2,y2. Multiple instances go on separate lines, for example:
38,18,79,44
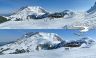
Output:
0,29,96,42
0,0,96,14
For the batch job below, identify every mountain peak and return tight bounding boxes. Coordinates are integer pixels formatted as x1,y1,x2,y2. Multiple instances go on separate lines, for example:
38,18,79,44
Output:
24,32,39,38
0,32,63,54
23,32,63,42
17,6,43,11
9,6,48,20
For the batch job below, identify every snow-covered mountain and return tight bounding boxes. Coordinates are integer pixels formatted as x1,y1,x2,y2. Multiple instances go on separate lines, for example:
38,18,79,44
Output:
0,32,63,54
1,2,96,29
0,5,87,29
0,32,96,54
62,10,75,18
48,10,75,19
8,6,49,21
0,32,96,58
8,6,74,21
77,37,96,48
62,2,96,30
62,37,96,48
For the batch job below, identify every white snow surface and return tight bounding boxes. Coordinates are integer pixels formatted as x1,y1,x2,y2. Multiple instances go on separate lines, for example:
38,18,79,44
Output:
0,13,86,29
1,47,96,58
9,6,48,21
0,32,63,54
0,11,96,30
0,32,96,58
1,5,96,29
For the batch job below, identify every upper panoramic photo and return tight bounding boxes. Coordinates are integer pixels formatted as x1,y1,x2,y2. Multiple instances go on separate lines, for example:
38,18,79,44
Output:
0,0,96,29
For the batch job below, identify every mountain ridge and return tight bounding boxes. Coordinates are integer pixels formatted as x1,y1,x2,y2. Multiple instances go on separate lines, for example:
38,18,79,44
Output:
8,6,49,21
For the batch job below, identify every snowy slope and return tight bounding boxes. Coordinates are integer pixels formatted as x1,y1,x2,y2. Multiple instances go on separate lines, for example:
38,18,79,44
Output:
0,6,85,29
0,9,87,29
64,37,96,48
0,32,96,58
8,6,48,21
1,47,96,58
1,2,96,29
0,32,63,54
0,11,95,30
0,15,84,29
79,37,96,48
0,32,95,54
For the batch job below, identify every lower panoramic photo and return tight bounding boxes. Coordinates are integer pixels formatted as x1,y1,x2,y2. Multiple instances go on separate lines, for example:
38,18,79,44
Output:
0,29,96,58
